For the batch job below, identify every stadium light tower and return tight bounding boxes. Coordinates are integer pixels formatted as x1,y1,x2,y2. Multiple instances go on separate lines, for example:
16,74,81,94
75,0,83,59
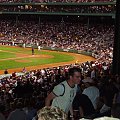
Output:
112,0,120,75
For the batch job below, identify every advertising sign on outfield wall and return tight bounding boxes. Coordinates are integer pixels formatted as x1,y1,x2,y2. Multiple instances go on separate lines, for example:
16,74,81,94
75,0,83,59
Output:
63,49,69,52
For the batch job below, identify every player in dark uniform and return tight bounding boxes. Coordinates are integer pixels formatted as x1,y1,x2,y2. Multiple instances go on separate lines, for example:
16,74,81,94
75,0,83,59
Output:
32,47,34,55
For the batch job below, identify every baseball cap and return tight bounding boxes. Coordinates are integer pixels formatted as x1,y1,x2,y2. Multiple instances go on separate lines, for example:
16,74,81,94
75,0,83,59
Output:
82,77,93,83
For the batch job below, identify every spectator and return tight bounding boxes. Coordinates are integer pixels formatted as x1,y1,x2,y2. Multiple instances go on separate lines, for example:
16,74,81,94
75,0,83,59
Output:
0,0,115,3
4,69,8,74
37,106,67,120
7,102,27,120
100,80,119,114
111,103,120,119
45,67,81,116
82,75,100,110
0,104,5,120
23,98,37,120
73,93,95,118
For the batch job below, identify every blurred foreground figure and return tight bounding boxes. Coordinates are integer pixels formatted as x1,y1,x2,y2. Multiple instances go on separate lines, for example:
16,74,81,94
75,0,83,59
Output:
37,106,68,120
111,103,120,119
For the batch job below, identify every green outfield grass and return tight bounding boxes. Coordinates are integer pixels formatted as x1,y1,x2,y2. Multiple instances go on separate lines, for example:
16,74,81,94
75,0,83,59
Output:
0,46,75,70
0,51,16,59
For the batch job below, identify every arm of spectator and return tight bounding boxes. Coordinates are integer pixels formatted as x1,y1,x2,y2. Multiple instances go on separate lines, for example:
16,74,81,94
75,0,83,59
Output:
7,112,14,120
96,97,104,112
96,97,100,111
70,106,74,120
45,84,64,106
45,92,56,106
113,85,119,104
113,93,117,104
79,106,84,118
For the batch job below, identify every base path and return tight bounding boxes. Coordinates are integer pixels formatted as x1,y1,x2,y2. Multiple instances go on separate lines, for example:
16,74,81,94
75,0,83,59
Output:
0,48,95,75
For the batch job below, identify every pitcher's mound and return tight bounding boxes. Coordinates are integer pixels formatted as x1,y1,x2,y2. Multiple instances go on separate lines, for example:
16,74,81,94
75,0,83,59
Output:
29,55,53,59
14,54,53,63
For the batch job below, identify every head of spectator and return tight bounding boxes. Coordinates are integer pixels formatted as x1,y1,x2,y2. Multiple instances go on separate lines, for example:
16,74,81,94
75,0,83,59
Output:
37,106,67,120
68,67,81,85
82,74,94,88
4,69,8,74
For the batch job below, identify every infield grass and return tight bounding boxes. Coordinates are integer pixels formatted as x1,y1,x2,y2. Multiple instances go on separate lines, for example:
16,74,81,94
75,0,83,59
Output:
0,46,75,70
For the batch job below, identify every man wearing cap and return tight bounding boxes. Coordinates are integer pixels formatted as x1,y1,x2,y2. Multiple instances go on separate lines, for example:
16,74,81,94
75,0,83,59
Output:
82,75,99,110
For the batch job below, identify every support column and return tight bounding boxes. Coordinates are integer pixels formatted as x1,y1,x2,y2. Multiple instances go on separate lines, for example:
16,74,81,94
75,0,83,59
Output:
112,0,120,75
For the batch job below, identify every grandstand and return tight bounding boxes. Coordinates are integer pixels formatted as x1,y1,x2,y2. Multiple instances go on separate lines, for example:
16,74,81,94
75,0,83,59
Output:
0,0,116,3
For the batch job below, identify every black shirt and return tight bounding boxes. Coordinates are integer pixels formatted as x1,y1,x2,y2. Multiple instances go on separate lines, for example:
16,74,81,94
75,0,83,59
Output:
100,83,119,107
73,94,95,116
4,70,8,74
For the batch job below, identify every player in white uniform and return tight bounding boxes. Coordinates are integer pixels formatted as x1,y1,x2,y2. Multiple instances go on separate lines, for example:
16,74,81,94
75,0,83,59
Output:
45,67,81,119
23,43,26,48
38,45,41,51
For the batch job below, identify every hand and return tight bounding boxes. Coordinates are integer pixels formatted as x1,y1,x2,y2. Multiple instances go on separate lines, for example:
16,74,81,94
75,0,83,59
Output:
71,118,74,120
70,116,74,120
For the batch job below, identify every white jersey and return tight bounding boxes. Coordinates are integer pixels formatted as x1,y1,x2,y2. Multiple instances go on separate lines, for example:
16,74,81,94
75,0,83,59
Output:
23,43,25,48
38,46,41,51
52,81,77,114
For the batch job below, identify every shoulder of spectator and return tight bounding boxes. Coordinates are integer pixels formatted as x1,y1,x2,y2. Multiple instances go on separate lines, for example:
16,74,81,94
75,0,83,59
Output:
52,84,65,97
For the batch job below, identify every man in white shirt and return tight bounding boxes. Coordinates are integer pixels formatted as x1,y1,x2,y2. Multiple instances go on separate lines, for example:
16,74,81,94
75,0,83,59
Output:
45,67,81,118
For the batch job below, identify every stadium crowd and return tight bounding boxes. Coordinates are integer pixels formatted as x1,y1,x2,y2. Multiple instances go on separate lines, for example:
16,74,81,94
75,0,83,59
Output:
0,0,115,3
0,60,120,120
0,20,114,64
0,5,115,13
0,16,119,120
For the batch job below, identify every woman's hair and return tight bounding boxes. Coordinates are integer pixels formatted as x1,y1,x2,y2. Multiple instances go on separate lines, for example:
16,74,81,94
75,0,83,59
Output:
37,106,67,120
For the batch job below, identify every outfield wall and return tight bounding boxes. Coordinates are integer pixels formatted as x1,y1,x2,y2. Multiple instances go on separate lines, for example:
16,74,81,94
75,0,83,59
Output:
18,44,98,59
0,42,98,59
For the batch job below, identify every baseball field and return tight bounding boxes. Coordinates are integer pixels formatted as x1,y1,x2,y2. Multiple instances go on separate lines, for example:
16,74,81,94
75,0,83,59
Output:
0,46,95,74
